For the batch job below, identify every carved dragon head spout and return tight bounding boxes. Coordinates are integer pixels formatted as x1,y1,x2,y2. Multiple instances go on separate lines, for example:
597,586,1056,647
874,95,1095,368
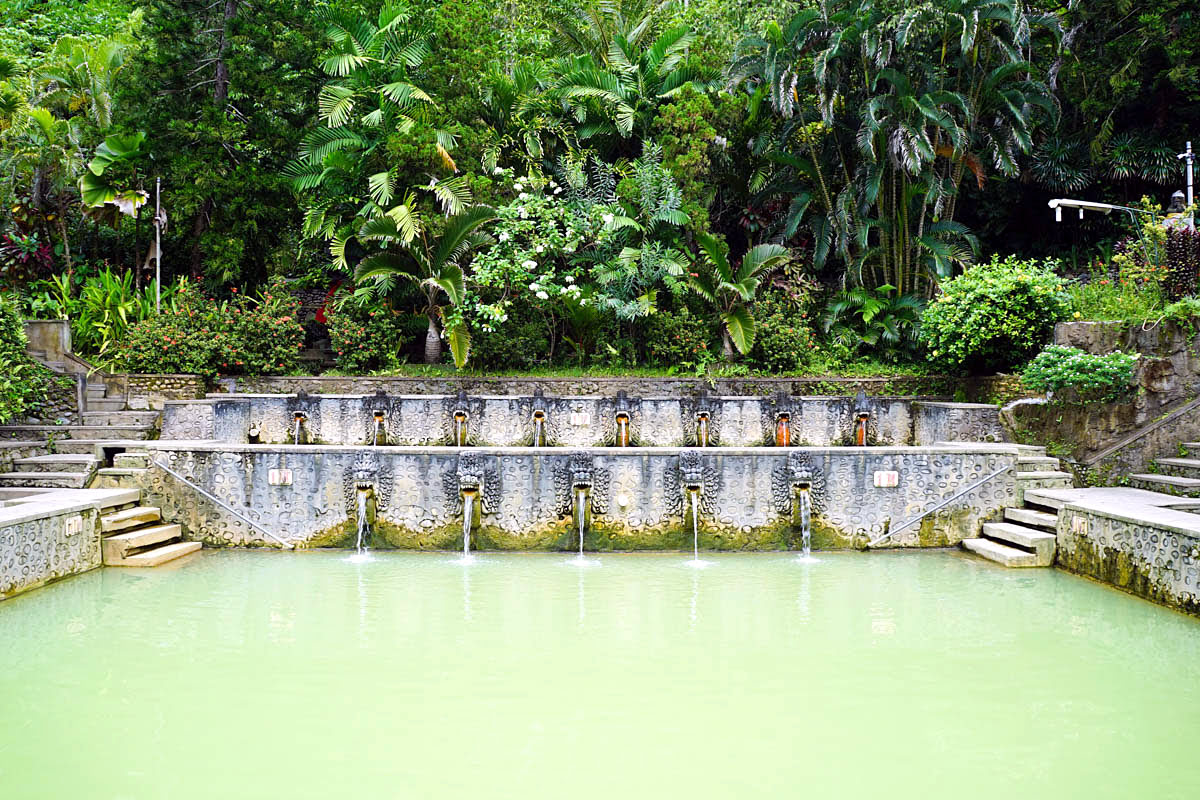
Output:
695,388,714,421
568,451,595,489
773,391,793,421
342,453,393,514
679,450,707,491
453,390,470,417
456,452,484,493
786,451,814,490
531,388,549,418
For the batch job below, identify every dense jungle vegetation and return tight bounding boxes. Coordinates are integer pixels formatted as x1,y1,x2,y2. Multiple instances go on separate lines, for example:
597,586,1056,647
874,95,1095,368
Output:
1,0,1197,380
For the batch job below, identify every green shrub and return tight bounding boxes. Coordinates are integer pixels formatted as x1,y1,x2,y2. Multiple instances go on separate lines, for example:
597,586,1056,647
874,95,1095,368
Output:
468,302,552,371
922,255,1070,373
643,306,717,371
326,296,408,373
1067,276,1165,322
0,294,59,423
1022,345,1138,402
748,291,817,373
113,279,304,378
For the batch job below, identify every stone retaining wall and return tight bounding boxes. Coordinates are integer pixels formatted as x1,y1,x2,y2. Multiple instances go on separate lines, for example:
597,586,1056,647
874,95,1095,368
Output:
132,443,1019,552
0,498,101,601
1057,499,1200,615
126,374,207,410
161,394,1007,448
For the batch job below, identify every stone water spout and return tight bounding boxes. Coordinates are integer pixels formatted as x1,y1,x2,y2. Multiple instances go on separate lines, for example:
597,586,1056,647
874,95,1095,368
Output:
342,454,393,555
555,452,610,556
612,390,636,447
695,389,714,447
531,388,549,447
287,390,319,445
853,389,871,446
443,453,499,557
772,452,825,559
675,451,718,562
367,389,390,446
772,392,793,447
291,411,309,445
451,390,471,447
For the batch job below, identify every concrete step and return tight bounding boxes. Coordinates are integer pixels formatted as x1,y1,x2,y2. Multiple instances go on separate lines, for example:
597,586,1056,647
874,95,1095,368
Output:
1154,458,1200,479
0,425,153,441
962,537,1041,567
1004,507,1058,531
86,399,127,412
102,523,182,563
1017,456,1060,472
12,454,97,474
51,439,105,455
100,505,161,533
982,522,1056,564
1015,470,1073,482
108,540,201,567
112,452,151,469
1182,443,1200,459
0,471,89,489
1129,473,1200,497
0,486,58,503
82,411,159,427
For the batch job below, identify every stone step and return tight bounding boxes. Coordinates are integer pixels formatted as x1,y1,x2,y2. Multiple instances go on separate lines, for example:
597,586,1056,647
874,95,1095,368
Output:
0,486,58,502
12,454,97,474
962,537,1041,567
86,399,127,412
1015,470,1073,482
82,411,159,427
100,505,161,533
102,523,182,563
1128,473,1200,497
1154,458,1200,479
1182,443,1200,459
108,540,201,568
0,471,89,489
1004,507,1058,531
112,452,151,469
51,439,106,455
982,522,1056,564
1017,456,1060,472
0,425,153,441
1022,490,1069,511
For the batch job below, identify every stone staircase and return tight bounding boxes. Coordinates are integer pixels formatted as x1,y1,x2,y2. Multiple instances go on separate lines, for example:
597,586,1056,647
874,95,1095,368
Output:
1131,443,1200,496
100,502,201,567
961,446,1071,568
0,453,100,490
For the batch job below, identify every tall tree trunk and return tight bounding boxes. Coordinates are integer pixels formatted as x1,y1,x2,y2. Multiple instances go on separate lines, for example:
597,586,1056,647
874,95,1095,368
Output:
722,328,735,361
424,314,442,364
55,195,73,286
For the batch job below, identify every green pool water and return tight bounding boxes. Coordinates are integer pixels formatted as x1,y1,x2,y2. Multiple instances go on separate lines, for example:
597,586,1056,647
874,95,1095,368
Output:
2,550,1199,799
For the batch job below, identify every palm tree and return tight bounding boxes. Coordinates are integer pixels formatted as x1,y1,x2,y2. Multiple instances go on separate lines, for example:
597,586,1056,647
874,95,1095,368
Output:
36,33,132,132
355,206,496,367
547,0,675,65
553,25,720,145
689,233,790,358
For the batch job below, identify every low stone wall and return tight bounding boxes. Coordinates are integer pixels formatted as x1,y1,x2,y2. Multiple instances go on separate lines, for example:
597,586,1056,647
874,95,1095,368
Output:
126,374,207,410
20,373,81,425
0,497,102,600
1056,496,1200,615
161,393,1007,448
219,374,967,398
130,443,1018,552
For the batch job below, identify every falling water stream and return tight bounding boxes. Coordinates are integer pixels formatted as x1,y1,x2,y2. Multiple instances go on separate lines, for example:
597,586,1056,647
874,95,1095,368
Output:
533,416,545,447
292,417,303,445
348,489,371,563
696,416,709,447
461,492,475,560
371,416,383,446
454,415,468,447
576,489,587,557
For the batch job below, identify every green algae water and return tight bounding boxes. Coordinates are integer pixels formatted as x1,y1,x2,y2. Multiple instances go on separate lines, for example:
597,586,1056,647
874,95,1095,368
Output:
2,550,1199,799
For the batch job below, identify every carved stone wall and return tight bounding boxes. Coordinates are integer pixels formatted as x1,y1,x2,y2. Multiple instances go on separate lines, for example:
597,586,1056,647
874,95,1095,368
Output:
131,443,1018,552
1057,505,1200,615
126,374,206,411
162,395,1004,448
0,502,101,600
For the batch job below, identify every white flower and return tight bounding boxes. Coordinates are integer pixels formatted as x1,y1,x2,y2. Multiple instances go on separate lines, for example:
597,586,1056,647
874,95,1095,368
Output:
553,187,563,195
518,192,529,200
498,232,510,242
536,290,550,300
564,275,574,283
549,180,558,188
492,166,504,175
513,183,524,192
534,244,545,253
523,262,538,271
518,209,528,219
602,213,614,224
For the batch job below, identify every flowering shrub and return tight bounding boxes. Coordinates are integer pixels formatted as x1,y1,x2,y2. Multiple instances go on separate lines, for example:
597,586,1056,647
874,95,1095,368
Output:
644,306,716,370
113,278,304,378
1022,345,1138,403
0,293,61,422
921,256,1070,373
748,291,817,373
0,232,54,286
325,295,408,373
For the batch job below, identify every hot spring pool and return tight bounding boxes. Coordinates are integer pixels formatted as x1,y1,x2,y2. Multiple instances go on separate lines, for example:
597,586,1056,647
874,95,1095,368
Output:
2,550,1198,799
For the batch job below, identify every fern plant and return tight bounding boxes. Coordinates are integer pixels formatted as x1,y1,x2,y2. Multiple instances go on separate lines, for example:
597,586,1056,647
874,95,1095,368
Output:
820,285,924,363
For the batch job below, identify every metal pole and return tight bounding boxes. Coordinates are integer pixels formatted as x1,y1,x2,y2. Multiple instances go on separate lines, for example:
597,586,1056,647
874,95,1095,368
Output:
1180,142,1195,231
155,177,162,313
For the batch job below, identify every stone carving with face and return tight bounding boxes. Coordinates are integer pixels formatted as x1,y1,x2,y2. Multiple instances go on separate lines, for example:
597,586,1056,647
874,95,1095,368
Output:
667,450,720,517
342,453,394,512
553,451,611,516
441,452,501,513
681,390,721,446
771,451,826,516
